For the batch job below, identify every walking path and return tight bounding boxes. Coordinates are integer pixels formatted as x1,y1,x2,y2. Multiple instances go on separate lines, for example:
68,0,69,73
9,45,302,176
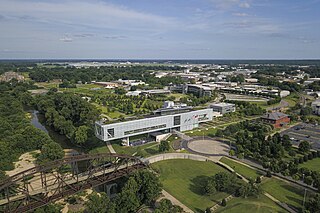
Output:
160,190,194,213
106,142,116,154
264,192,297,213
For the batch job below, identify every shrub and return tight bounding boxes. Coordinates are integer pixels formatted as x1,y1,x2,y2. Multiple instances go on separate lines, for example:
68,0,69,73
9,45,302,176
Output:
221,198,227,207
266,170,272,178
256,176,261,183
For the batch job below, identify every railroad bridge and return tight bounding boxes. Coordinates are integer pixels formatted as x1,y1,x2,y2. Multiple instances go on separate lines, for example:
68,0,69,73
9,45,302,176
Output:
0,153,147,213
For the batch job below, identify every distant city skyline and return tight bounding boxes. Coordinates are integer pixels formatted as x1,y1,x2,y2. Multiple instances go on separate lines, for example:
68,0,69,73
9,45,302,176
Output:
0,0,320,59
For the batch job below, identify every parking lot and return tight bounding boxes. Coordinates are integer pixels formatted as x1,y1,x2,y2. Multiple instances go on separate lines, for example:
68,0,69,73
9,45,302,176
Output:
281,123,320,149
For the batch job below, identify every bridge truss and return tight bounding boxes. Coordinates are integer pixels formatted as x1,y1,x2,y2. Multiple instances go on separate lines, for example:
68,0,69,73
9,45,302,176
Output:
0,153,147,213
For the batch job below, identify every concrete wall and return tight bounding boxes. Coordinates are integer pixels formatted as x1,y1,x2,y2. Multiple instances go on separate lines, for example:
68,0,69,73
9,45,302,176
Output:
143,153,209,164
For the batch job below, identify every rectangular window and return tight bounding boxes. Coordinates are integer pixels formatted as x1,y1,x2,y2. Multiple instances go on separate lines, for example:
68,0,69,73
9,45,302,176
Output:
174,116,181,126
107,128,114,138
124,124,166,135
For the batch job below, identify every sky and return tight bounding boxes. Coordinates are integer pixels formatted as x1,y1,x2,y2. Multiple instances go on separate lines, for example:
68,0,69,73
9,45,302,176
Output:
0,0,320,59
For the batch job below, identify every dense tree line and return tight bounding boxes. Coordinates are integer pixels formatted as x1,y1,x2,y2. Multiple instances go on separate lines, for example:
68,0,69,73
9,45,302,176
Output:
83,170,162,213
28,65,184,88
257,76,302,92
0,81,64,179
35,92,100,145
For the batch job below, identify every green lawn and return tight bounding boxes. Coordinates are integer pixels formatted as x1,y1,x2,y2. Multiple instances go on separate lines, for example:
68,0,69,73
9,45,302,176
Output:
261,178,305,210
220,157,262,181
284,93,300,108
151,159,229,212
298,157,320,172
88,145,110,154
185,127,218,137
112,141,159,156
215,194,285,213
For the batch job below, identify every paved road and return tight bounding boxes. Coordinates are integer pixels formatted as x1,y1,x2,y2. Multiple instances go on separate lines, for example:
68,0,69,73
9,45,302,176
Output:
266,100,289,111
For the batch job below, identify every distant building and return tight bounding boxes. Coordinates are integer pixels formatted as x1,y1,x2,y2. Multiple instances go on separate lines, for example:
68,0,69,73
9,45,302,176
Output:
141,89,171,96
93,81,119,88
261,112,290,128
280,90,290,98
126,91,142,96
245,78,258,83
117,79,146,86
210,103,236,115
312,99,320,115
186,84,212,97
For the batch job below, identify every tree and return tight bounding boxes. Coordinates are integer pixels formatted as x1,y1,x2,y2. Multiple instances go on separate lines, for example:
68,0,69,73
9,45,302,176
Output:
256,176,261,183
132,170,162,204
85,192,116,213
159,141,170,152
306,193,320,212
156,199,183,213
74,125,89,145
37,142,64,164
221,198,227,207
204,178,217,195
237,182,261,198
299,141,311,153
115,177,141,212
34,204,63,213
115,87,126,95
214,172,237,193
266,170,272,178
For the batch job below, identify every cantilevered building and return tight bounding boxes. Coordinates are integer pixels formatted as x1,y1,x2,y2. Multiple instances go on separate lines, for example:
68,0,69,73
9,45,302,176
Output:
95,101,214,145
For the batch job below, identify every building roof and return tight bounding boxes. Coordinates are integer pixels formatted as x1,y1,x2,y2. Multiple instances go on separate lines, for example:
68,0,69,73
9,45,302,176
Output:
210,103,235,107
261,112,289,121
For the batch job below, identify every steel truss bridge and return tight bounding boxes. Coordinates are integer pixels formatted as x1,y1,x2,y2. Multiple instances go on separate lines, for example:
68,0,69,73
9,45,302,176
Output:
0,153,147,213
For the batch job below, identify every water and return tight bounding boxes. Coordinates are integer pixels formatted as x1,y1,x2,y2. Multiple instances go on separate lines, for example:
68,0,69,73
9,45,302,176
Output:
29,110,81,151
30,110,48,133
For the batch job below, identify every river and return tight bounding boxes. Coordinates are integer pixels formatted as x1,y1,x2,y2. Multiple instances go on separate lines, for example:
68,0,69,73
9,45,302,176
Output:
30,110,82,151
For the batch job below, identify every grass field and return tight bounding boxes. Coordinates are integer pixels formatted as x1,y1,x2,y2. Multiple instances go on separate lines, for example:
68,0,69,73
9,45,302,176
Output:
88,145,110,154
215,194,286,213
261,178,305,211
298,157,320,172
284,93,300,108
151,159,229,212
220,157,262,180
111,141,160,156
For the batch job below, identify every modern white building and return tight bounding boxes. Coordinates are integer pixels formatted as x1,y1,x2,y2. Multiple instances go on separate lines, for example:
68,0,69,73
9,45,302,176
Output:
95,103,214,145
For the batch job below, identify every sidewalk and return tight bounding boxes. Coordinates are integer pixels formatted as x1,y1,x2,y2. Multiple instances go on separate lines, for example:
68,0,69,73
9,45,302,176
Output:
160,190,194,213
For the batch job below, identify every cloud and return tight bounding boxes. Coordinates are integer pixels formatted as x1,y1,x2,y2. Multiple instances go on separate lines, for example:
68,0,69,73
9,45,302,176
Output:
232,13,250,17
239,2,250,8
73,33,95,38
0,0,177,32
209,0,251,10
59,36,73,42
104,35,127,39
